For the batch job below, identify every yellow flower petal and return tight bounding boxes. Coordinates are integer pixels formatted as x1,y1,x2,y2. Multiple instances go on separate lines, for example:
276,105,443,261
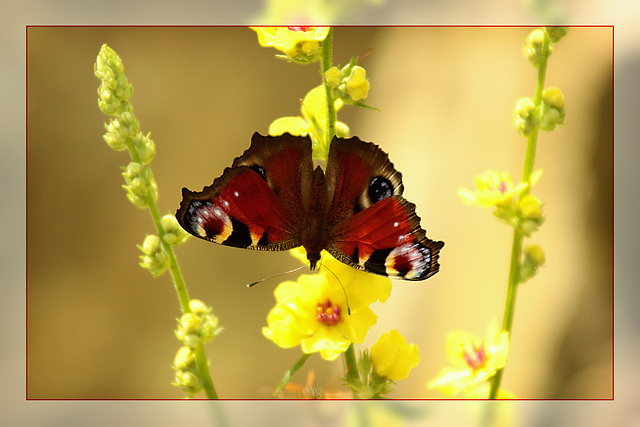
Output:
371,329,420,381
269,117,309,137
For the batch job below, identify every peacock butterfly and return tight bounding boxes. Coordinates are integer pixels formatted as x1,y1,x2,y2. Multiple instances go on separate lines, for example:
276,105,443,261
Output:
176,132,444,280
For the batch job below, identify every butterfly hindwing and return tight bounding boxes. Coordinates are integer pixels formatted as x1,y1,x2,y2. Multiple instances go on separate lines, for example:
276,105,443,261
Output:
324,136,444,280
176,132,313,251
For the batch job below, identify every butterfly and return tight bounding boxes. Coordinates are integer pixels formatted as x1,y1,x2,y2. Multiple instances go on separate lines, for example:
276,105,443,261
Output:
175,132,444,280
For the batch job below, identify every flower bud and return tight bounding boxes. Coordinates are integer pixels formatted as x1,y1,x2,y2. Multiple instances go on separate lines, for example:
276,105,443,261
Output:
518,194,543,220
524,29,552,67
189,299,210,316
173,346,196,371
514,97,536,137
538,87,566,131
180,313,203,334
335,121,350,138
545,26,568,43
345,66,370,101
161,214,190,245
520,244,546,283
173,370,202,395
325,66,344,88
141,234,161,255
103,119,127,151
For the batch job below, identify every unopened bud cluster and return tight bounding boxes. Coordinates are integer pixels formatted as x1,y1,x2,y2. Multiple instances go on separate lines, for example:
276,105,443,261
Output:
175,299,222,348
121,162,157,208
138,234,169,276
137,215,189,276
515,28,567,136
345,350,393,399
172,300,222,396
325,59,371,105
96,44,158,206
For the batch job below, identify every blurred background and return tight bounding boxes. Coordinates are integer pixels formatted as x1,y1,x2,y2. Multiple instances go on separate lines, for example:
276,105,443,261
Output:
26,26,612,403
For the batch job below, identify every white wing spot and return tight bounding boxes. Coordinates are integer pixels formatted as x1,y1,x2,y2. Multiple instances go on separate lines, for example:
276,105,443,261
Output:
234,191,239,197
393,222,399,227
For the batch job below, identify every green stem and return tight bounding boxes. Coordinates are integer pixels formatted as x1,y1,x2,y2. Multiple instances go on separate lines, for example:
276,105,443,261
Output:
140,166,218,399
194,344,218,399
343,343,360,398
320,27,336,154
488,31,551,400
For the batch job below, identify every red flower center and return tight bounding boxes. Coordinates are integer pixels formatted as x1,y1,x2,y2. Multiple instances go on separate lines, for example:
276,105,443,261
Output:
462,342,487,370
316,299,342,326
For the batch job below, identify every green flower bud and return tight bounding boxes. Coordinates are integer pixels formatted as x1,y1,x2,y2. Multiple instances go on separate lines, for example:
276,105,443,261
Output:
122,162,157,206
545,26,568,43
173,346,196,371
198,313,221,344
188,299,210,316
335,122,350,138
180,313,203,334
126,191,147,208
134,132,155,165
103,119,127,151
173,370,202,395
325,66,344,88
540,87,566,131
139,250,169,276
161,214,190,245
141,234,161,255
518,194,543,220
543,87,565,110
119,111,140,137
524,29,552,67
175,328,200,348
98,100,117,115
520,244,546,283
514,97,536,137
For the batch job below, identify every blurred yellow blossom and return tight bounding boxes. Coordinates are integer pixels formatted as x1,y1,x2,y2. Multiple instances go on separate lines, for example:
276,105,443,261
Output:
458,170,541,208
251,26,330,63
370,329,420,381
427,320,509,397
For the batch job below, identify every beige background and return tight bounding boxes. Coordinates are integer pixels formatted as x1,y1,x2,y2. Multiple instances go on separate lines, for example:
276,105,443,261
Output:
26,27,612,402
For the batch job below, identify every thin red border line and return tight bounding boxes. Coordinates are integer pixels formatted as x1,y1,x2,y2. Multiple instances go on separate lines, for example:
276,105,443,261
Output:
24,25,615,401
23,24,615,28
610,24,615,401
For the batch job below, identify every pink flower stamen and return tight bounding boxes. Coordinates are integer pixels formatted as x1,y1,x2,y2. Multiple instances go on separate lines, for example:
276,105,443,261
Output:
462,342,487,370
316,299,342,326
288,26,313,32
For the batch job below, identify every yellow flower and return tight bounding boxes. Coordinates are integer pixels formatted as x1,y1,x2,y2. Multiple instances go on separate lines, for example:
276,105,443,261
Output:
289,247,392,307
345,65,370,101
251,27,330,63
370,329,420,381
458,170,542,208
269,85,349,160
262,270,378,361
427,321,509,397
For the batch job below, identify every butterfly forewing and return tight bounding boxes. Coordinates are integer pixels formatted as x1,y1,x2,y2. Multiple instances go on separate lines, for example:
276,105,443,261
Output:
176,133,313,251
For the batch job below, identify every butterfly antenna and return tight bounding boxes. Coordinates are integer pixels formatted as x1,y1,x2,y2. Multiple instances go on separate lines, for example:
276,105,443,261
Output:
319,256,351,316
247,264,306,288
